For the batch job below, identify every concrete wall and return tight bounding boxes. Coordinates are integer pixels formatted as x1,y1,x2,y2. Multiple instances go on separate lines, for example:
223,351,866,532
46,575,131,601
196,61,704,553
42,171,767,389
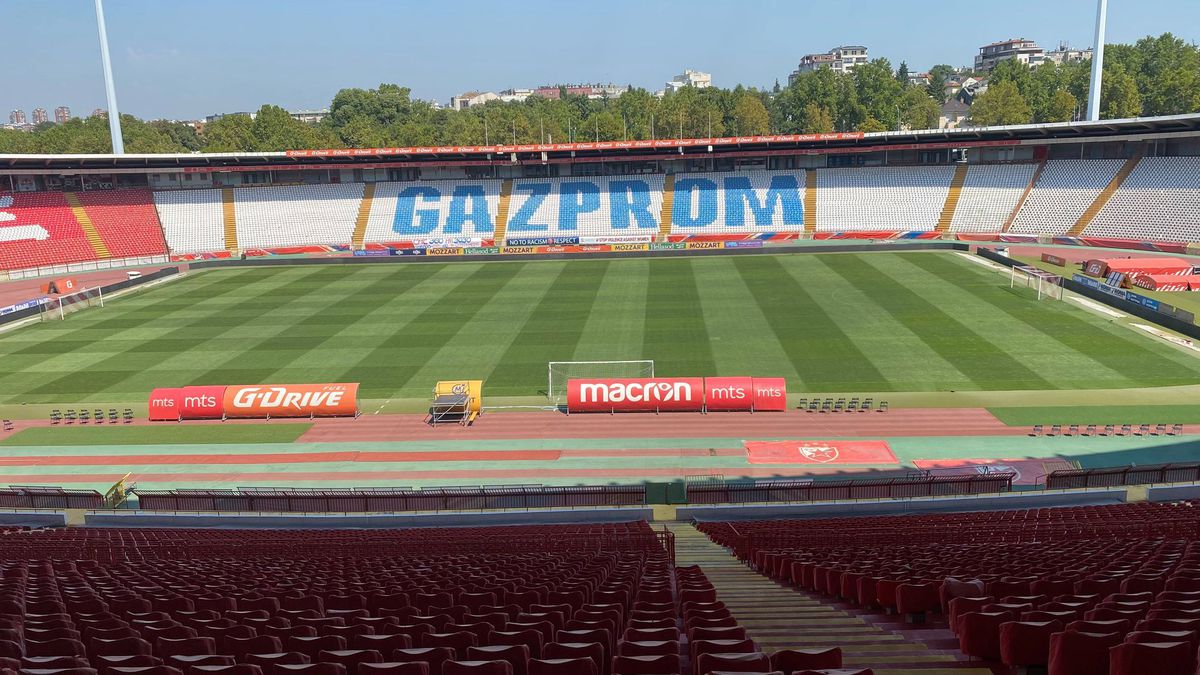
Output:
84,507,653,529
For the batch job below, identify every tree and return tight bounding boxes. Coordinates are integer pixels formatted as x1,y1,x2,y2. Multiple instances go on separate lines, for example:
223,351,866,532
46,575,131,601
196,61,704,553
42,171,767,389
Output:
1101,63,1142,119
801,103,834,133
201,114,254,152
926,64,957,103
897,61,911,85
969,81,1033,126
856,117,888,132
731,92,770,135
899,87,940,130
854,58,904,129
773,79,781,94
1043,90,1078,122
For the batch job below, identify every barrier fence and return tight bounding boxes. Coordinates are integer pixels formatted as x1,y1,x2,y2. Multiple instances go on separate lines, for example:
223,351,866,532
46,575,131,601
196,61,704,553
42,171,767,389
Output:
686,473,1015,504
0,487,104,509
1045,463,1200,490
131,484,648,512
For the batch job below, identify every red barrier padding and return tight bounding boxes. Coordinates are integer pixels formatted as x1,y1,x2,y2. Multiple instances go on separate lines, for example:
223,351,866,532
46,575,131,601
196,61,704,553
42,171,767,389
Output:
180,385,228,419
223,383,359,418
147,388,183,421
703,377,754,411
751,377,787,411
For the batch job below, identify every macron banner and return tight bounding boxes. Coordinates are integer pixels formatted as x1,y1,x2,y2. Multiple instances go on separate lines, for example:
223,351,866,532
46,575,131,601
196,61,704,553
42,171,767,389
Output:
567,376,786,413
223,383,359,418
567,378,705,413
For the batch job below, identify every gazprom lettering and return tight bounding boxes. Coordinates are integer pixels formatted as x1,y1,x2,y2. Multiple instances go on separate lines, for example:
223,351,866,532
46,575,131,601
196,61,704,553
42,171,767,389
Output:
673,174,804,228
394,185,495,236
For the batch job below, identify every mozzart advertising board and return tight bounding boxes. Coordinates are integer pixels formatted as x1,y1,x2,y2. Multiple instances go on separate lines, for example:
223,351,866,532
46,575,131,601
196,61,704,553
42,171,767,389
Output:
149,383,358,421
566,377,786,413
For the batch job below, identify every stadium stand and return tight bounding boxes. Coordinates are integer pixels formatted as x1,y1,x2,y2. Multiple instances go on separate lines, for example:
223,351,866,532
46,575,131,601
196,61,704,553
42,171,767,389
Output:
153,189,227,254
1083,157,1200,242
362,180,502,244
0,191,103,269
234,184,364,250
0,522,764,675
1008,159,1124,235
948,163,1038,233
815,166,955,231
669,170,805,234
698,501,1200,673
76,189,168,258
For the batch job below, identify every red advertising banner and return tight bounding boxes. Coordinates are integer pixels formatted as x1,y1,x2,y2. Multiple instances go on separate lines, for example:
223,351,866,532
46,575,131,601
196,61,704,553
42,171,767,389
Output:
751,377,788,411
223,383,359,418
180,385,228,419
147,388,183,421
744,440,898,465
567,378,705,413
704,377,754,411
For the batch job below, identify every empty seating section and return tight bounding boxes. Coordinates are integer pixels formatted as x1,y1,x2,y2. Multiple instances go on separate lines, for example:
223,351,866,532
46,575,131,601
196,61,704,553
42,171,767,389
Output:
700,501,1200,673
234,185,364,250
1009,159,1124,234
1084,157,1200,241
0,522,766,675
815,166,955,231
363,181,501,245
0,191,98,270
153,189,226,254
76,189,168,258
669,171,805,234
505,176,665,240
948,163,1037,233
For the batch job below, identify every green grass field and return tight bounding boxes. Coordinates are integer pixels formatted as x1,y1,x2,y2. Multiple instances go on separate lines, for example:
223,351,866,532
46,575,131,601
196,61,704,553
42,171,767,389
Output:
4,251,1200,405
0,424,311,446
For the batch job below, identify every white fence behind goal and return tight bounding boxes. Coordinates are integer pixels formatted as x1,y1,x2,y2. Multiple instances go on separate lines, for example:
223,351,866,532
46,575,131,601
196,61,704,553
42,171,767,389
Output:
548,360,654,404
41,287,104,320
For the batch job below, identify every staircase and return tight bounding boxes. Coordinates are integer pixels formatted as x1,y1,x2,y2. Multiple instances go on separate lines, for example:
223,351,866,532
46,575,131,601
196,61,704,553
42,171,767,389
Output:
935,164,970,233
493,179,514,245
221,188,239,251
658,174,676,240
1068,150,1143,236
351,183,376,250
804,169,818,234
64,192,111,258
1001,161,1045,232
669,524,989,674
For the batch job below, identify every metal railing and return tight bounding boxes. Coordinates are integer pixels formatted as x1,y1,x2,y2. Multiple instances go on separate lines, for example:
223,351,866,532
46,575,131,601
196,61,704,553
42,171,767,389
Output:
131,484,647,512
685,473,1015,504
1046,464,1200,490
0,486,104,509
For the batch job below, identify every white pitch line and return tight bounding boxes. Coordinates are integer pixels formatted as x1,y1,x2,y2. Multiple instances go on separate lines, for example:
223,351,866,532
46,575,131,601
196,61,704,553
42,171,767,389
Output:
1067,295,1126,319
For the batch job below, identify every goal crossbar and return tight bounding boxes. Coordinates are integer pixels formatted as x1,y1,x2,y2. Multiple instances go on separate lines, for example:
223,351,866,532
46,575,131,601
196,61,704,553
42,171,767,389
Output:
547,360,654,403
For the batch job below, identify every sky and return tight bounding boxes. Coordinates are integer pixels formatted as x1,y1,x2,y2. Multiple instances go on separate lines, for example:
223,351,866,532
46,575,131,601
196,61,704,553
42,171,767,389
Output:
3,0,1199,122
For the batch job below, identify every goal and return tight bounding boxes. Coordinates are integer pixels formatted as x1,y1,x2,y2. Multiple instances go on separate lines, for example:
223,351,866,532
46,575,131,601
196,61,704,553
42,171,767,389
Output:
547,360,654,404
40,287,104,321
1010,265,1064,301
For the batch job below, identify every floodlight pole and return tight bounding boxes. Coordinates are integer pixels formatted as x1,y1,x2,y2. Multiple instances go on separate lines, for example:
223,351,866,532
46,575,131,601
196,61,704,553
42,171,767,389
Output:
1087,0,1108,121
94,0,125,154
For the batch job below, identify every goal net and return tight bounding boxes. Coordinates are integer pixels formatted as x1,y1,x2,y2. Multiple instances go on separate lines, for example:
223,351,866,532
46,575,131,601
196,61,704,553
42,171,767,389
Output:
548,360,654,404
1010,265,1064,301
41,287,104,321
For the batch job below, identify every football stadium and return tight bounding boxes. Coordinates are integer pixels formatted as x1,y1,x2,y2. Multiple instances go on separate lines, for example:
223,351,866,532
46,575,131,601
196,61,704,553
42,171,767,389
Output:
6,3,1200,674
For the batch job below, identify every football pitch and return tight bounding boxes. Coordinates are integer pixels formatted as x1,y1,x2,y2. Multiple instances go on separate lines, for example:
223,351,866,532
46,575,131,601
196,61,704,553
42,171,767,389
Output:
4,250,1200,406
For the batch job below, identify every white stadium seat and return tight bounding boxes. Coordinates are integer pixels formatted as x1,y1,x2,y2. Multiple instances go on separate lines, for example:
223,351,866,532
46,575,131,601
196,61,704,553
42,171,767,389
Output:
816,165,955,231
153,188,225,254
234,183,363,249
949,163,1038,233
1083,157,1200,241
1008,159,1123,235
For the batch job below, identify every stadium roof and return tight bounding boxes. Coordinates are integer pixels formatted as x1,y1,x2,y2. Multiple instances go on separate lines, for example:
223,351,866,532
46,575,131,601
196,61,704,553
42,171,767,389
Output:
2,113,1198,173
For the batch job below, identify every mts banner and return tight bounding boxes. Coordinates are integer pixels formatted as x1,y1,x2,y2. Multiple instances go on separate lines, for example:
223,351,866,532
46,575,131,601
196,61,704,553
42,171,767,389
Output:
149,383,358,421
566,377,785,413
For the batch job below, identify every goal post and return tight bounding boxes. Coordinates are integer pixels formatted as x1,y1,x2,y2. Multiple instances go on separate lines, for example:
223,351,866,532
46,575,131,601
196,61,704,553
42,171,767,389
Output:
1010,265,1064,301
40,287,104,321
548,360,654,404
